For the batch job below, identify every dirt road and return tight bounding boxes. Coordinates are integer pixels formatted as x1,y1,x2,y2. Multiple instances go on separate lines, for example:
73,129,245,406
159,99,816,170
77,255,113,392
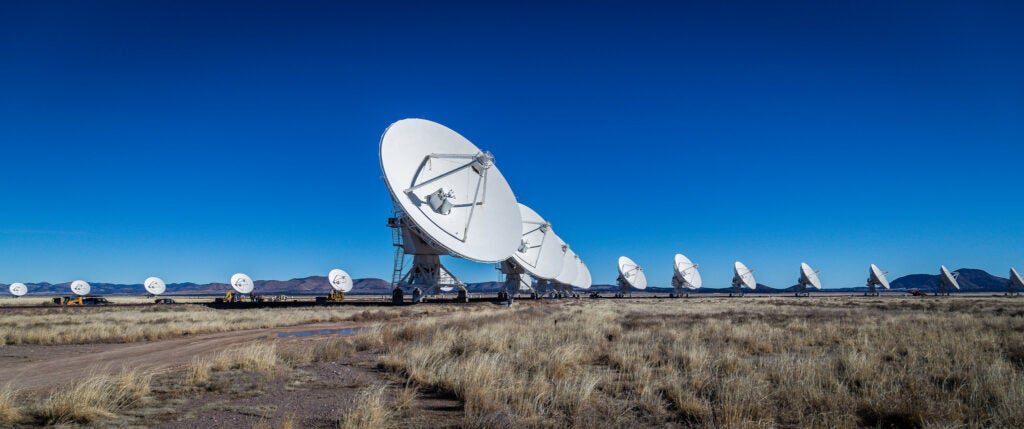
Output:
0,322,368,391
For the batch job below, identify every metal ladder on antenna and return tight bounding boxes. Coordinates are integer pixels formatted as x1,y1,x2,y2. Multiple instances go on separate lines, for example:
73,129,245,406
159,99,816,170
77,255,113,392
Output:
389,208,406,288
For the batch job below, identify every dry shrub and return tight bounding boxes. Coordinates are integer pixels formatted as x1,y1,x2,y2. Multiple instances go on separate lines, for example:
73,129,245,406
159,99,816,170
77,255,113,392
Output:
340,385,393,429
33,369,152,424
0,386,22,424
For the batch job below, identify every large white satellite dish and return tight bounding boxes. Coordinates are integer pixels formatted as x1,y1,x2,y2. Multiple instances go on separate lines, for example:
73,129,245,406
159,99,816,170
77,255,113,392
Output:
796,262,821,296
938,265,959,295
70,280,91,296
616,256,647,296
500,204,565,301
732,261,756,296
865,264,890,296
144,277,166,296
1009,268,1024,295
553,248,579,297
230,273,254,294
9,282,27,297
381,119,522,301
672,253,701,297
328,268,354,292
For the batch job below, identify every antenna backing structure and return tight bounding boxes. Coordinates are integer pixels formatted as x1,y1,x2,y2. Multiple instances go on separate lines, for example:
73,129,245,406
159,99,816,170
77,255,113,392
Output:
381,119,522,304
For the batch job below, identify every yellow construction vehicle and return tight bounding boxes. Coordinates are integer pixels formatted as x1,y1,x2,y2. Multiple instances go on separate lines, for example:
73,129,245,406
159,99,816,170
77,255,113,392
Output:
316,290,345,304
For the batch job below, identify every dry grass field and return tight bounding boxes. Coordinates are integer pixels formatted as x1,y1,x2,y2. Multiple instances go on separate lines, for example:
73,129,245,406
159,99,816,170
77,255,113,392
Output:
1,296,1023,428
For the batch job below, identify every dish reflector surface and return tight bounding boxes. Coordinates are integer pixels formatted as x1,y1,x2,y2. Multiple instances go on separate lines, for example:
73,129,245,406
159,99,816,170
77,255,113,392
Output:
231,273,255,294
329,269,354,292
734,261,756,290
9,283,27,297
379,119,521,263
800,262,822,289
511,204,564,280
940,265,960,290
577,260,592,289
70,280,91,296
1012,268,1024,289
869,264,890,289
144,277,166,295
618,256,647,290
555,243,578,285
673,253,702,289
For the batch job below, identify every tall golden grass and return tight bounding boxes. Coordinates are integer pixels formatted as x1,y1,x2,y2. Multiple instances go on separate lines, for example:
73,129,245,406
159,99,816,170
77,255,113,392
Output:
368,297,1024,428
0,305,429,346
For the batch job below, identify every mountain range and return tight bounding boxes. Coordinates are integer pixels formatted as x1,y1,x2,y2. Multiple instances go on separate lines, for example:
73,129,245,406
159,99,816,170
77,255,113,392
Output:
2,268,1014,296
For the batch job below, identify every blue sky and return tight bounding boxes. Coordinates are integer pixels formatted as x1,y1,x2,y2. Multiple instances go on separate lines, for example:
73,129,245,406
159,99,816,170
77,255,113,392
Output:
1,1,1021,288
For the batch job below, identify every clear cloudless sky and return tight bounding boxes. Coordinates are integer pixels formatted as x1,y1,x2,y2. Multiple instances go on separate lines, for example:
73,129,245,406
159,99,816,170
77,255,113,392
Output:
1,1,1022,288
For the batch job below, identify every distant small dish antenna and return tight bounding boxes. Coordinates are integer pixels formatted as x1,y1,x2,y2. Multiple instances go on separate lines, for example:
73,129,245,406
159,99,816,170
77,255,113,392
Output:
1009,268,1024,295
144,277,166,296
230,273,254,294
865,264,890,296
938,265,960,295
328,268,354,292
795,262,822,296
732,261,756,296
616,256,647,297
9,282,27,297
381,119,522,301
70,280,91,296
672,253,701,297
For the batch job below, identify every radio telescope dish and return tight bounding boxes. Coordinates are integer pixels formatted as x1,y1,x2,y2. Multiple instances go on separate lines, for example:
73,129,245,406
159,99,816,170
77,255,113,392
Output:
1010,268,1024,294
795,262,821,296
616,256,647,296
732,261,756,296
328,269,354,292
865,264,890,296
672,253,701,297
575,258,592,290
499,204,566,302
381,119,522,301
511,204,563,279
938,265,959,295
144,277,166,296
230,273,254,294
554,240,578,286
70,280,91,296
9,283,27,297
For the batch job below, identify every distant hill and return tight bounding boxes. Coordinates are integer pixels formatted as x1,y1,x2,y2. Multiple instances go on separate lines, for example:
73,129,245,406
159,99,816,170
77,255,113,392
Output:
2,268,1013,296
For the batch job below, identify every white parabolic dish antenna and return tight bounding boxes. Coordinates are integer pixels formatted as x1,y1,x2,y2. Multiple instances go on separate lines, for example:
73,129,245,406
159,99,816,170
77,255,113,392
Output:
869,264,890,289
511,204,564,279
618,256,648,290
230,273,254,294
572,257,592,289
799,262,822,290
329,268,354,292
70,280,91,296
673,253,702,289
380,119,521,263
734,261,756,290
1011,268,1024,289
940,265,960,290
144,277,167,295
9,282,27,297
555,244,578,286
